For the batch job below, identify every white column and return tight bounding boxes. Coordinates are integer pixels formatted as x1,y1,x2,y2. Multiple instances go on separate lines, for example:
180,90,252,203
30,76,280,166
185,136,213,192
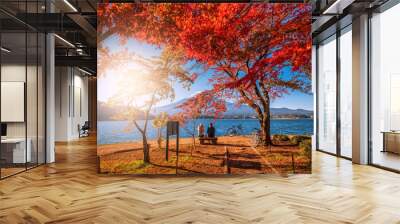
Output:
45,0,56,163
46,33,55,163
55,67,73,141
312,45,317,151
352,14,369,164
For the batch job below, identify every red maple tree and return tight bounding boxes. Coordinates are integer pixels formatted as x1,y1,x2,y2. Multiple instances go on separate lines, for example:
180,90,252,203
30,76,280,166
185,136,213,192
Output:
98,3,311,145
171,90,226,153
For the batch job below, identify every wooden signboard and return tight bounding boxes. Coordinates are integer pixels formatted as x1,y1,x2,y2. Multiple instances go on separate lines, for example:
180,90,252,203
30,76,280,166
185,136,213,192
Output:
165,121,179,174
167,121,179,136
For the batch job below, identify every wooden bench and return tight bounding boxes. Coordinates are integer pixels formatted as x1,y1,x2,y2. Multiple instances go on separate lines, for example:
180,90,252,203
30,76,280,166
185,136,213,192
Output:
199,137,218,145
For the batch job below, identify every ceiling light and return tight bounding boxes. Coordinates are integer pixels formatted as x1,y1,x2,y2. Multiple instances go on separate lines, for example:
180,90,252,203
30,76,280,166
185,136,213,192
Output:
1,47,11,53
322,0,355,15
54,34,75,48
78,67,93,76
323,0,341,14
63,0,78,12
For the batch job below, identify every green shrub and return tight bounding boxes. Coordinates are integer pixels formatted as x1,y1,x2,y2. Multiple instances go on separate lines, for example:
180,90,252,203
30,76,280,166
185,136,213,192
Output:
299,139,312,156
289,135,302,145
289,135,312,145
272,134,290,142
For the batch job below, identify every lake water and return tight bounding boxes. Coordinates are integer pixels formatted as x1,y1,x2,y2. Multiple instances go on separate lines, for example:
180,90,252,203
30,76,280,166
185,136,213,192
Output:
98,119,313,145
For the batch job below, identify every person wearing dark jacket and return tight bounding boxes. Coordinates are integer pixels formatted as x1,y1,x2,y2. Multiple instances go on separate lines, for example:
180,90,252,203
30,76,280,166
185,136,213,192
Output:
207,123,216,138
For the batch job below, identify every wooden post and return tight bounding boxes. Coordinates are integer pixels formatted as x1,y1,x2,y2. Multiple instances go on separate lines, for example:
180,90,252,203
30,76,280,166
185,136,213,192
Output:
225,146,231,174
165,133,169,161
97,156,101,174
176,126,179,174
291,153,295,174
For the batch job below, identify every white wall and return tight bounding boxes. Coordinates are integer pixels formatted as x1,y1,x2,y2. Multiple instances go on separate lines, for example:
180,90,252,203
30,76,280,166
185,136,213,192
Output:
55,67,70,141
1,65,42,138
72,73,89,138
55,67,89,141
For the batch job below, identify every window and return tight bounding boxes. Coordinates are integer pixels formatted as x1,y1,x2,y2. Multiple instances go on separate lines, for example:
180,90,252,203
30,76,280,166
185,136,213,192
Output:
370,3,400,171
317,35,337,154
339,27,352,158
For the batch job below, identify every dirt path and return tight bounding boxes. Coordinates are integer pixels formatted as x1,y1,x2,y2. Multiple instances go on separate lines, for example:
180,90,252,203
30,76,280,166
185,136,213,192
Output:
98,136,310,174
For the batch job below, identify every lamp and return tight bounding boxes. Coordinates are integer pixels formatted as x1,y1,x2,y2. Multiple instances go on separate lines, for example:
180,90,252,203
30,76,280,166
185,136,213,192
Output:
1,47,11,53
54,34,75,48
78,67,93,76
63,0,78,12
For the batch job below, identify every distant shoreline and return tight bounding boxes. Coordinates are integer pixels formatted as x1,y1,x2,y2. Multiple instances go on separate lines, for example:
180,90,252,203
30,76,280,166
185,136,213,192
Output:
98,118,313,122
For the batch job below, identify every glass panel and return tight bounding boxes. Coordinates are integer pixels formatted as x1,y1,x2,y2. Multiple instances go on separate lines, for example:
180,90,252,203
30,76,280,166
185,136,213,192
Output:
371,4,400,171
318,35,337,154
38,32,45,165
1,31,27,177
26,0,39,169
27,31,38,169
340,28,352,158
0,1,46,178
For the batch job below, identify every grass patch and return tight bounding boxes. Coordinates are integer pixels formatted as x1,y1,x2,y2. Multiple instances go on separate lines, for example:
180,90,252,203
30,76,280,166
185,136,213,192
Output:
272,134,290,142
180,155,192,163
299,139,311,157
111,160,150,174
289,135,310,145
167,155,193,165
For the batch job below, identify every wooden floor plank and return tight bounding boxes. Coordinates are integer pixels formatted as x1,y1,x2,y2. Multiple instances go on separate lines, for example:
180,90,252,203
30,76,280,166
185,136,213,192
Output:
0,136,399,223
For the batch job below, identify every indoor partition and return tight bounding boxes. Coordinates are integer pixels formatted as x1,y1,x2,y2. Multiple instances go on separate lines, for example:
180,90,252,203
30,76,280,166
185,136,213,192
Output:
0,1,46,179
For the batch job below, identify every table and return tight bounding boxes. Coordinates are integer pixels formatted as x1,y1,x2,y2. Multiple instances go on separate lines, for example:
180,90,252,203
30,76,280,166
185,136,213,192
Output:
1,138,31,164
381,131,400,154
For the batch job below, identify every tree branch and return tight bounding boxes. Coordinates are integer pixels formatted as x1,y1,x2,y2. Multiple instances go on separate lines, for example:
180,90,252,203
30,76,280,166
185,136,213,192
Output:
221,67,264,120
133,120,144,135
144,93,157,133
253,83,268,112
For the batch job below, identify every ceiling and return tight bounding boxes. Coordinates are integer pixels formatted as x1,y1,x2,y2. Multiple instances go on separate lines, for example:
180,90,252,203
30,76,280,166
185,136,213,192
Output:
311,0,390,42
0,0,98,74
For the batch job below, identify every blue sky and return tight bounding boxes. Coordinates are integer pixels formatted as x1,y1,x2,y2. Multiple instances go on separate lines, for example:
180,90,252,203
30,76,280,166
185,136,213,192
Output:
99,35,314,111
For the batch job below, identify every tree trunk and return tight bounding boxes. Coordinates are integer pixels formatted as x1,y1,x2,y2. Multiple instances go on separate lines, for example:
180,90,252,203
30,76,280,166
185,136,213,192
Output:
259,85,272,146
191,124,196,155
157,128,162,149
191,134,196,156
142,134,150,163
260,115,271,146
259,97,272,146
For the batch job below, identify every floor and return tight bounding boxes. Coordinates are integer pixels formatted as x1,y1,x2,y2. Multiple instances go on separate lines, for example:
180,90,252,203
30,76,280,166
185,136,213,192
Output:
372,150,400,171
0,136,400,223
0,167,25,178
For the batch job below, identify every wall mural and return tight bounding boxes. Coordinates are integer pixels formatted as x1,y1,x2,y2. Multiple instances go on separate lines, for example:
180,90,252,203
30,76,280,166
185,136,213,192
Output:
97,3,313,175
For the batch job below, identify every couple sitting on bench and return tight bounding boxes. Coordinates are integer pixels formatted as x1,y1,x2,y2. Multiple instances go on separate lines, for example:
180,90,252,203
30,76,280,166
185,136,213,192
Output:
198,123,218,145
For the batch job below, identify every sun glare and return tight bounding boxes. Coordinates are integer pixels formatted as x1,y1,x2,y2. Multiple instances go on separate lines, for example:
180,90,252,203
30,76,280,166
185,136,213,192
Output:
99,60,155,108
